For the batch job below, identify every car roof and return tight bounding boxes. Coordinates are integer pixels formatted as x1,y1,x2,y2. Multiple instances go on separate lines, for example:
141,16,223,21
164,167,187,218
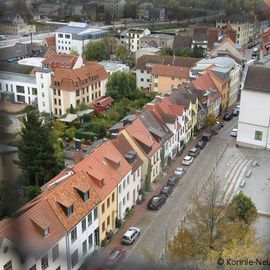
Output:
107,248,122,261
189,148,197,151
232,128,238,131
184,155,192,159
124,227,139,237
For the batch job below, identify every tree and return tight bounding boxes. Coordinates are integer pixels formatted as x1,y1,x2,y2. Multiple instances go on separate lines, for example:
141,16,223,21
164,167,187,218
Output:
70,48,79,56
53,120,67,138
145,162,152,192
204,113,216,127
84,40,110,61
26,185,41,201
106,71,140,101
64,127,77,140
116,45,129,63
174,47,193,57
230,191,257,224
191,44,205,58
16,111,63,187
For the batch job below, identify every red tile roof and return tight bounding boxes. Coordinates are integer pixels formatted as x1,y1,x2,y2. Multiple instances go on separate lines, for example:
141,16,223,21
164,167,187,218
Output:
156,97,185,117
44,35,56,47
52,61,109,91
151,64,190,79
93,96,113,106
124,118,160,159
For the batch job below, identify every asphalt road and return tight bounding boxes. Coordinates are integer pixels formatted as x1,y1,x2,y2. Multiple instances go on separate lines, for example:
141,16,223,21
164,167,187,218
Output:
116,117,238,270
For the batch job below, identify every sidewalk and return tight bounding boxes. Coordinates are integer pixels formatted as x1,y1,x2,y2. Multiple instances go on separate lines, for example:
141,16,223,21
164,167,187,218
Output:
101,131,203,256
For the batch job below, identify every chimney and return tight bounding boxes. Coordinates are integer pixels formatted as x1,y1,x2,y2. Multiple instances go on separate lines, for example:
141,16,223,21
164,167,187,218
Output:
73,149,84,164
74,139,81,150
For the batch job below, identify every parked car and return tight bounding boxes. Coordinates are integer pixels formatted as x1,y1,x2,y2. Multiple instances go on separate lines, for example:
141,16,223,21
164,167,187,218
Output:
174,167,186,177
201,132,211,142
230,128,238,137
121,227,140,245
232,108,239,116
223,113,233,121
188,147,200,158
182,155,194,166
167,175,179,187
160,185,174,197
147,195,167,210
105,246,126,268
196,139,206,149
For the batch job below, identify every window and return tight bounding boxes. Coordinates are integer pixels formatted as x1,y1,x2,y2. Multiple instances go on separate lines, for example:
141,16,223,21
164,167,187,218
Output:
42,92,45,98
141,78,144,82
141,70,144,73
65,205,73,217
88,234,93,249
29,265,36,270
59,109,62,115
102,221,105,232
123,197,125,206
40,74,43,79
58,33,63,38
107,197,110,208
119,184,121,194
88,212,92,226
123,179,126,189
4,261,12,270
107,215,110,226
55,108,58,115
41,254,48,270
16,85,24,93
44,228,49,237
255,131,263,141
17,95,25,103
127,176,130,185
82,218,87,232
54,98,57,105
41,83,44,88
58,99,61,106
58,89,60,96
71,250,78,268
82,240,87,256
32,88,37,95
94,207,98,220
102,203,105,213
71,227,77,242
112,192,115,202
52,244,59,262
76,90,80,96
127,192,129,201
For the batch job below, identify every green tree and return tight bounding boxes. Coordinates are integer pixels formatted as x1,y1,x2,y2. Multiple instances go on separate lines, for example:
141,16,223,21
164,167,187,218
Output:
145,162,152,192
230,191,257,224
191,44,205,58
106,71,140,101
26,185,41,201
84,40,110,61
204,113,217,127
16,111,63,187
70,48,79,56
64,127,77,140
174,47,192,57
116,45,130,63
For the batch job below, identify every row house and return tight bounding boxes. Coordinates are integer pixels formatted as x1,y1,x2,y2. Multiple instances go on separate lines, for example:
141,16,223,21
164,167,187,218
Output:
191,71,222,120
191,56,241,109
145,97,186,151
139,34,174,50
151,64,190,93
136,55,199,91
0,169,101,270
120,118,161,183
169,86,199,135
51,61,109,117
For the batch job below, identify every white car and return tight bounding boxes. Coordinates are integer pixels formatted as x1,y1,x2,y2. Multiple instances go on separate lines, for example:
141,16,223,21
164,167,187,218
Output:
181,156,194,166
230,128,238,137
121,227,140,245
174,167,186,176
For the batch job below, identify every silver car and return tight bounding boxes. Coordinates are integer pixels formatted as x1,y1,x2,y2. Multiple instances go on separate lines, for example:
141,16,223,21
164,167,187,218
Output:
121,227,140,245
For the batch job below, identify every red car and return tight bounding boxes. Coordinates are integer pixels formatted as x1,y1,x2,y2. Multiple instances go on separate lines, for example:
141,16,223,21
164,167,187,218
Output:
105,246,126,268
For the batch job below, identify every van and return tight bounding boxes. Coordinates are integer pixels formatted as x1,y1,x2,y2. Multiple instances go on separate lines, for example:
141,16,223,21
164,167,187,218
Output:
201,132,211,142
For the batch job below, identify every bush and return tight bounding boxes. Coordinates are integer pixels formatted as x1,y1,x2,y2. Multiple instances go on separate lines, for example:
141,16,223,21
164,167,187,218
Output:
75,129,98,141
107,110,120,121
115,217,122,228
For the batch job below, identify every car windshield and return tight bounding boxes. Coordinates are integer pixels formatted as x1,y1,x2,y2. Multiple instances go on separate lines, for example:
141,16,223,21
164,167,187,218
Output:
152,197,160,204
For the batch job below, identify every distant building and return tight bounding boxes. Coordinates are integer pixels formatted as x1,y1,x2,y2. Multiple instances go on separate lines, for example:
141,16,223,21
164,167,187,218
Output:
0,14,29,36
216,14,259,46
43,35,56,49
135,47,161,64
237,65,270,149
98,60,129,75
191,26,208,50
145,6,165,22
55,22,108,56
103,0,126,19
139,34,174,50
120,28,150,52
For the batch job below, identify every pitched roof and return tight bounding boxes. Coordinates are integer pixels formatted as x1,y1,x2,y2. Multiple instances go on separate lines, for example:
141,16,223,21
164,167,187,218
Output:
44,35,56,47
172,35,192,50
111,134,143,174
156,96,185,116
136,55,199,70
169,86,198,108
93,96,113,106
192,26,208,42
151,64,190,79
52,61,109,91
0,199,66,258
44,171,100,231
244,65,270,93
124,118,160,158
192,71,217,90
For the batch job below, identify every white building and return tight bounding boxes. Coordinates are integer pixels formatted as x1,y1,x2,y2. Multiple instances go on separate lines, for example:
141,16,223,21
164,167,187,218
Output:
0,71,38,105
99,60,129,75
56,22,108,55
237,65,270,149
121,28,151,52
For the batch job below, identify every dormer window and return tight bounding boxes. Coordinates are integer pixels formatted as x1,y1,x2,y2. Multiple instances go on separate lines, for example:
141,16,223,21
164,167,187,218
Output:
44,228,49,237
77,190,90,202
66,205,74,217
55,81,60,86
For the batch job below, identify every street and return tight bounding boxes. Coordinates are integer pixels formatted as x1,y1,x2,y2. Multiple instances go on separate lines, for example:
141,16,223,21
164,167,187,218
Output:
88,117,238,270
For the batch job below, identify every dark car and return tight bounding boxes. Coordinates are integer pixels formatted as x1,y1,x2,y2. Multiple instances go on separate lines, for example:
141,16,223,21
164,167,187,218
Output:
196,139,206,149
105,246,126,268
160,185,174,197
223,113,233,121
201,132,211,142
167,175,180,187
188,147,200,157
147,195,166,210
